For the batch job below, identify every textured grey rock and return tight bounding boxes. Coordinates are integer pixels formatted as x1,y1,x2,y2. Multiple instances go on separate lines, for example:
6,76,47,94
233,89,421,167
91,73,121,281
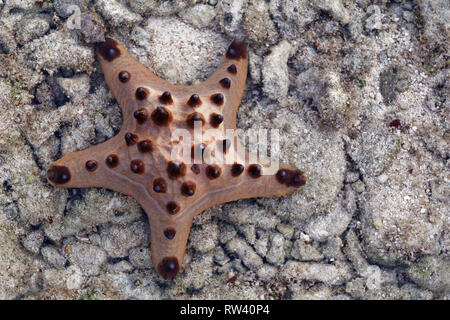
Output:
133,16,228,85
54,0,90,18
303,203,353,242
266,233,286,266
347,124,400,177
221,202,278,230
262,40,293,102
213,247,230,267
256,112,347,222
129,0,194,17
288,283,336,300
95,0,143,27
180,4,216,29
217,0,245,35
313,0,350,25
65,265,84,290
352,180,366,193
3,202,20,221
254,232,269,258
344,229,370,275
345,171,360,184
107,260,134,274
180,255,214,290
296,68,352,128
56,74,90,103
64,242,107,276
417,0,449,49
322,237,345,261
76,13,105,44
407,256,450,294
365,5,383,31
100,221,149,258
16,15,50,44
226,238,263,270
55,189,142,241
345,277,366,299
281,261,352,285
41,246,67,269
276,223,294,240
359,149,446,267
269,0,317,38
291,239,324,262
128,247,152,269
256,265,278,281
22,230,44,255
237,224,256,245
398,284,433,300
231,259,247,274
189,222,218,253
242,1,277,44
379,66,411,104
349,281,434,300
23,30,95,75
218,222,237,244
0,80,68,227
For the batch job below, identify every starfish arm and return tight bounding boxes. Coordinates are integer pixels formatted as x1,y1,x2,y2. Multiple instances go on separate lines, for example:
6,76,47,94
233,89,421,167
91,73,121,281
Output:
225,162,306,200
97,38,177,127
180,147,306,220
139,199,193,281
46,136,138,195
201,162,307,210
194,40,248,129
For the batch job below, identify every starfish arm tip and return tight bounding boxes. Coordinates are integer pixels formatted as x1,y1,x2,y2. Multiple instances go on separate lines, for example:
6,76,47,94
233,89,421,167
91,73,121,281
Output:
146,213,194,281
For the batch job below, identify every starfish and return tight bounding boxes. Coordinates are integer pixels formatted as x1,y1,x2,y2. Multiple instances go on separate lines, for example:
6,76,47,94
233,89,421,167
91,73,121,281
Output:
46,38,306,280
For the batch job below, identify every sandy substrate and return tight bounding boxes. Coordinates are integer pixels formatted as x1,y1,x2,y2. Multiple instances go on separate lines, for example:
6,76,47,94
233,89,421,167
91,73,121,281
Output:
0,0,448,299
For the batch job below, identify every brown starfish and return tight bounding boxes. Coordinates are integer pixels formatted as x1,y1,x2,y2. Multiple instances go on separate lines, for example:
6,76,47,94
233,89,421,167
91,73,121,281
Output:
46,38,306,280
